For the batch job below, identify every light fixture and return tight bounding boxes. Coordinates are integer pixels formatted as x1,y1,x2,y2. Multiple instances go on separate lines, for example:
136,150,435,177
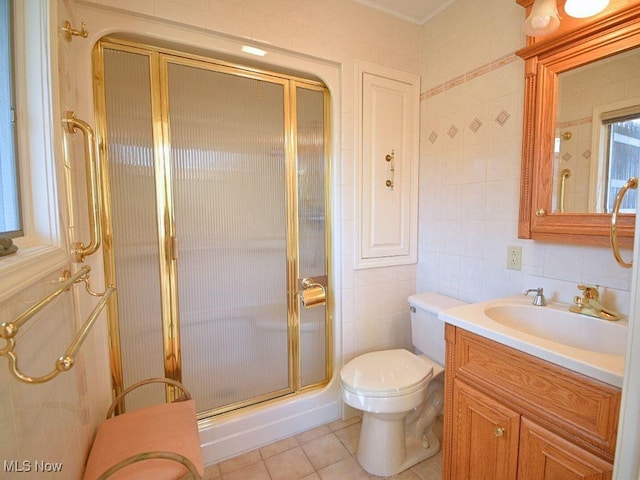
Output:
522,0,561,37
241,45,267,57
564,0,609,18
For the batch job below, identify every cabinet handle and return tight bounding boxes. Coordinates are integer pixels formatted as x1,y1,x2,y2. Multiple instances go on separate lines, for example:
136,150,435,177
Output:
384,150,395,190
494,427,505,438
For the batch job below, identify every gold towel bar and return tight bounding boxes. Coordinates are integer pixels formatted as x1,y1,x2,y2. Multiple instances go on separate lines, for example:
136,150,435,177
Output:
0,267,115,384
0,265,91,340
559,168,571,213
610,177,637,268
63,111,103,263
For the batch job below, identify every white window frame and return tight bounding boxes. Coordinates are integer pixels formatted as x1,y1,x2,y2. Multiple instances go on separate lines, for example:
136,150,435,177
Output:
589,96,640,213
0,0,67,302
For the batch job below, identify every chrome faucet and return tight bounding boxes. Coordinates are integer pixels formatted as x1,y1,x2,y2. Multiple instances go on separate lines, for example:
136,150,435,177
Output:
570,285,621,321
524,287,546,306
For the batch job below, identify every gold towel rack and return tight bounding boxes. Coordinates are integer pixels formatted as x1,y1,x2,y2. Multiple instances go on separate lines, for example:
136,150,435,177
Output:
610,177,638,268
63,111,103,263
0,267,115,384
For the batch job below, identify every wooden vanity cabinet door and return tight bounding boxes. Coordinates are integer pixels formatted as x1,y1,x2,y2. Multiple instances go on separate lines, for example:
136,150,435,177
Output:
452,379,521,480
518,418,613,480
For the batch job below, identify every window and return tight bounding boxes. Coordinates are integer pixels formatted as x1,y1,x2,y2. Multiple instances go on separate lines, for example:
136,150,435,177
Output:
591,99,640,214
0,0,66,301
604,114,640,213
0,0,21,236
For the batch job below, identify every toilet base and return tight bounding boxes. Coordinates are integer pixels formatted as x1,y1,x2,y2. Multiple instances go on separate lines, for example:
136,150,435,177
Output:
356,411,441,477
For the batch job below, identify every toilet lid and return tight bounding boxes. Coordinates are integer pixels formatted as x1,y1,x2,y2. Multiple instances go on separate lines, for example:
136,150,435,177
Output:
340,349,433,398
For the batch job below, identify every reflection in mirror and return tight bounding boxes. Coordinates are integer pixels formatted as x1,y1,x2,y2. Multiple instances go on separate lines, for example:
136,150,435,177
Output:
553,49,640,214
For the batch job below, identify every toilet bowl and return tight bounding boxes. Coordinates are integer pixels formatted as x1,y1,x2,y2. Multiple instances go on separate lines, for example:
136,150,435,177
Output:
340,293,466,477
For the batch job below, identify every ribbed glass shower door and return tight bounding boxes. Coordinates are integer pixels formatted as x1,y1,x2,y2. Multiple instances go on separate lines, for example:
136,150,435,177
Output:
167,58,292,412
96,39,330,417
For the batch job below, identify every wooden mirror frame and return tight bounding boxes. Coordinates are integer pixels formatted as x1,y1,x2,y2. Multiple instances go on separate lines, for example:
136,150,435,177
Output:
516,1,640,247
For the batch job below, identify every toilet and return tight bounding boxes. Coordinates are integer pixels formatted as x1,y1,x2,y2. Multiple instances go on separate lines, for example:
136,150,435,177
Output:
340,292,466,477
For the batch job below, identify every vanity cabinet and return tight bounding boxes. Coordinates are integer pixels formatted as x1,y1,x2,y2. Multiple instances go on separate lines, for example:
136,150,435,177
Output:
443,325,621,480
452,380,520,479
518,418,613,479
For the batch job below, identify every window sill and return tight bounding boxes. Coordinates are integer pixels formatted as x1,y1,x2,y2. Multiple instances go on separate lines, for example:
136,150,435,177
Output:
0,245,68,302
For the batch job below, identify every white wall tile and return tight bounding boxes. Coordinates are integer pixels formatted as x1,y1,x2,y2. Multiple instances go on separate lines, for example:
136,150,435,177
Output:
8,3,633,473
0,271,97,477
155,0,209,28
417,0,633,318
458,220,485,258
461,144,487,185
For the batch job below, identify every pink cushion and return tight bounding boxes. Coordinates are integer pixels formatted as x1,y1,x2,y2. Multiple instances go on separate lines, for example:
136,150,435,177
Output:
83,400,203,480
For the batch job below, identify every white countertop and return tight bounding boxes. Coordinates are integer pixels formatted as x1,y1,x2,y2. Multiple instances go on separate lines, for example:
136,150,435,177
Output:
438,295,626,388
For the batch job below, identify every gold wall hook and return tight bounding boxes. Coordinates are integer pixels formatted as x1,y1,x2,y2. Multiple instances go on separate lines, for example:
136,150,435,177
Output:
61,20,88,42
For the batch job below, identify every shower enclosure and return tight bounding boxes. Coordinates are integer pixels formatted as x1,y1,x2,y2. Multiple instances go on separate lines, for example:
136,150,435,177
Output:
93,38,330,418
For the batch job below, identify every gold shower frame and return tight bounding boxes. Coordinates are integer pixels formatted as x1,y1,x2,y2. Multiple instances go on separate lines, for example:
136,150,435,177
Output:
92,37,332,418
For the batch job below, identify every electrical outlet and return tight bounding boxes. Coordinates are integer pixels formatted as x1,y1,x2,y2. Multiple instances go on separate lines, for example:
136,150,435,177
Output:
507,245,522,270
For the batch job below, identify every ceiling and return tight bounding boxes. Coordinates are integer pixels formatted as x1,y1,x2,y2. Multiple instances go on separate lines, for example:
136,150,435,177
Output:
351,0,457,24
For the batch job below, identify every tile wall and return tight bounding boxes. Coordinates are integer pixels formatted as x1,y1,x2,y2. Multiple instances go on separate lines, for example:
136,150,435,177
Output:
1,1,110,478
417,0,632,314
4,0,423,477
3,0,635,478
0,275,95,480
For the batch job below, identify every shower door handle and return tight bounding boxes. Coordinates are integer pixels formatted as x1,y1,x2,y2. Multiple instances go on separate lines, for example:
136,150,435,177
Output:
298,276,327,308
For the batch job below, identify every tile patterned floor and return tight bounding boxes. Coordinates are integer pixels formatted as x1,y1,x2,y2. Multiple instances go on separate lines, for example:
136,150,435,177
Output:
201,417,443,480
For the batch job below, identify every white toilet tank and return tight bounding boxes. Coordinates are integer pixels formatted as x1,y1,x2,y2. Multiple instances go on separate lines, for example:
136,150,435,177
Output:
408,293,467,366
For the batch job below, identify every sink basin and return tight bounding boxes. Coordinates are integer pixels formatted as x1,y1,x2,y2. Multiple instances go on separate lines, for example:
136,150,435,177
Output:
439,295,628,387
483,303,627,356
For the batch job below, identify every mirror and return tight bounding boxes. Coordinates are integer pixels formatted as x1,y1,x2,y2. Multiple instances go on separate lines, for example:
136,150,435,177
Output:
516,2,640,247
553,49,640,215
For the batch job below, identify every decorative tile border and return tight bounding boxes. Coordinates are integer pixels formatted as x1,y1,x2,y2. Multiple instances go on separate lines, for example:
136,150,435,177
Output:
444,75,465,91
420,53,519,144
557,117,592,128
420,51,520,101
